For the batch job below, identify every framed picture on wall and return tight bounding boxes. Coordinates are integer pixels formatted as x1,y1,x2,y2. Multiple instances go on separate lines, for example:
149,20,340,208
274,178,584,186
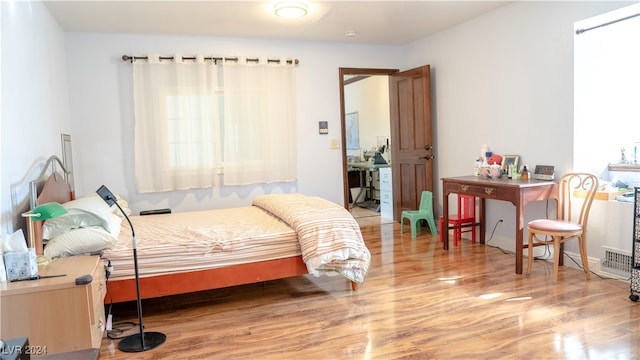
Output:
346,112,360,150
501,155,520,173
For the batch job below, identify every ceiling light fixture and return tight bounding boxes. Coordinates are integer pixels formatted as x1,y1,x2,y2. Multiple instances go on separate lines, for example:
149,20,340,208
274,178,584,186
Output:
274,1,308,18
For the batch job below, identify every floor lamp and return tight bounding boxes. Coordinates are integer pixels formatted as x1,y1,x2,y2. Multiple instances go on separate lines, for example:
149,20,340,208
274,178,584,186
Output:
96,185,166,352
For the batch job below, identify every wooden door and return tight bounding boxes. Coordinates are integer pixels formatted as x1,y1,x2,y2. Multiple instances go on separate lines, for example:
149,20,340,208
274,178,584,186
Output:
389,65,434,220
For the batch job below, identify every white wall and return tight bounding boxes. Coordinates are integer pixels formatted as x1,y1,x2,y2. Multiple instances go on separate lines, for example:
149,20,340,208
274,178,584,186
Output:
64,33,402,213
402,1,632,253
344,75,391,162
0,1,70,237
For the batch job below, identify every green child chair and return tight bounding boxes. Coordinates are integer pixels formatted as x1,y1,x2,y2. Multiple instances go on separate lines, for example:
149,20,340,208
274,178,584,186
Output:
400,191,438,238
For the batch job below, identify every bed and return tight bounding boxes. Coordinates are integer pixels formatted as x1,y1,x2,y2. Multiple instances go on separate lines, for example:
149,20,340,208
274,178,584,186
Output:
30,157,370,303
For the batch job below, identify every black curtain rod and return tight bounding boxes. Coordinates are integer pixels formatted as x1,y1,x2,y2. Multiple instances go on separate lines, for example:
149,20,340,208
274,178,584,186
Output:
575,12,640,35
121,54,299,65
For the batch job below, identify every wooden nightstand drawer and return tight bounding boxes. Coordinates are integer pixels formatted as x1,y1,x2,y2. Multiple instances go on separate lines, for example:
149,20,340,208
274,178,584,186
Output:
89,262,107,348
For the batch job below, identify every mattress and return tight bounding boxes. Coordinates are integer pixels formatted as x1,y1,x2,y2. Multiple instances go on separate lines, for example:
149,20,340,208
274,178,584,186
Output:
103,206,300,281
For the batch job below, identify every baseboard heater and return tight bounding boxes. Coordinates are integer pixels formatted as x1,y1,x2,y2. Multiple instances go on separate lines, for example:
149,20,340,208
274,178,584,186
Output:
601,246,632,277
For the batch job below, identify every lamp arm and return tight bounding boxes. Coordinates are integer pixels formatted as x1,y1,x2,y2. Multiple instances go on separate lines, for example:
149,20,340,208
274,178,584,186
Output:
111,198,136,240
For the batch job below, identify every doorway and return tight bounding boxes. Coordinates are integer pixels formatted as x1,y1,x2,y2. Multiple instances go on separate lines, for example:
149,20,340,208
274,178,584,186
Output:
339,68,398,221
340,66,435,223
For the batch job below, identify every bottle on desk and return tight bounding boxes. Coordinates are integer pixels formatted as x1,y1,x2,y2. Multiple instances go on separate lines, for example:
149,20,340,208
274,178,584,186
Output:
512,164,520,179
473,158,482,176
521,165,529,180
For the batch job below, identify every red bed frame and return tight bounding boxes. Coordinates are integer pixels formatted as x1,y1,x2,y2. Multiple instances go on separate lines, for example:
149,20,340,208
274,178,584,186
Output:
106,257,309,303
33,171,355,304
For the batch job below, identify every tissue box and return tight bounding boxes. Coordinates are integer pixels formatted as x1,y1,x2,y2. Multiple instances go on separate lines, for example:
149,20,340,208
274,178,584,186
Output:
4,248,38,281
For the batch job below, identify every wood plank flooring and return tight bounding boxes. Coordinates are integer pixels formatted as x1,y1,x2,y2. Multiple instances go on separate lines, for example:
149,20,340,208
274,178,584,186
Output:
98,222,640,359
350,206,394,227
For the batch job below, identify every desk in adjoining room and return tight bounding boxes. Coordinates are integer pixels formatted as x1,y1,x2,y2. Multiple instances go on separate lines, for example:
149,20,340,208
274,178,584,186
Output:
348,162,391,211
441,176,557,274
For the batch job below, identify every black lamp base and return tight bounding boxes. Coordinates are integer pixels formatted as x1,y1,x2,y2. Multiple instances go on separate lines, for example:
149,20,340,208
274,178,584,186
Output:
118,331,166,352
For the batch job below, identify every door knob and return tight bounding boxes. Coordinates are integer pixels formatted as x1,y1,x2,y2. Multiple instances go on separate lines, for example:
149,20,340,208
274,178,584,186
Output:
419,155,435,160
424,145,433,150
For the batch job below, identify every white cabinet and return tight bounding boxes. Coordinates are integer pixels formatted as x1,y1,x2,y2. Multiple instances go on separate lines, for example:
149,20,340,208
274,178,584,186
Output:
379,167,393,219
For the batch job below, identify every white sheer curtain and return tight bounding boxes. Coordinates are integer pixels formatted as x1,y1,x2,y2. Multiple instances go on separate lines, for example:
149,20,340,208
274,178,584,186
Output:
132,55,297,192
221,57,297,185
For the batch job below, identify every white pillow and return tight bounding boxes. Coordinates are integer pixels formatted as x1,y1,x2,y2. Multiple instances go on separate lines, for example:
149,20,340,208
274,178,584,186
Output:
42,192,130,239
111,194,132,218
66,192,132,218
43,226,119,259
42,208,114,240
64,193,115,215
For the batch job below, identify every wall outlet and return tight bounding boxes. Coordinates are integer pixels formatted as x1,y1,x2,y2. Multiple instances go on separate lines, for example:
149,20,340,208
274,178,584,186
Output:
330,139,340,149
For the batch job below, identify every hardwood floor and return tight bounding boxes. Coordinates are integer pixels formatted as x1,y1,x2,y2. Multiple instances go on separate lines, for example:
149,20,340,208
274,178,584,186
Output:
99,223,640,359
350,206,394,227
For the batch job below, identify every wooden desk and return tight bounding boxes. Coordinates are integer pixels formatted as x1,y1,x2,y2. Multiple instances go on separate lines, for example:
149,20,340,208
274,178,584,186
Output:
441,176,557,274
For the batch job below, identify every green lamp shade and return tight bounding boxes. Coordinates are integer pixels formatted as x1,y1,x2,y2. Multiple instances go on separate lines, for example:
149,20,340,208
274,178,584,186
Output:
29,202,68,220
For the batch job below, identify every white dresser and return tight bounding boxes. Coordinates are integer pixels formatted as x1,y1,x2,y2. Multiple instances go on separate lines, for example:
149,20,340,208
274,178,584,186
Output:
379,167,393,219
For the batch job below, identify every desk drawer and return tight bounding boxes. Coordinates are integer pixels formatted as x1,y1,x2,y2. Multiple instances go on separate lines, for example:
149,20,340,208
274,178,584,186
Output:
447,183,517,200
379,168,392,192
380,190,393,219
447,183,494,198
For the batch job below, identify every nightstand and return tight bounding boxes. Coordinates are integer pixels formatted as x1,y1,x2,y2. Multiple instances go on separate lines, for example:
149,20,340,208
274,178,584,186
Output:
0,255,106,357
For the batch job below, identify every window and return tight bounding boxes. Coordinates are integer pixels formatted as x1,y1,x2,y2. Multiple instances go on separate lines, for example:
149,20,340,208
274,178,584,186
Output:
165,94,219,170
574,4,640,185
132,56,297,192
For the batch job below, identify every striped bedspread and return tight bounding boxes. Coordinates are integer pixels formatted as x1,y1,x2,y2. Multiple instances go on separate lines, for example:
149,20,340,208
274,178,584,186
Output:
252,194,370,284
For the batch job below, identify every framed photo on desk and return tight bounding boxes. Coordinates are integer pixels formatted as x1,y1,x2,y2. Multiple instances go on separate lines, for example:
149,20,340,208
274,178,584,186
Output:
501,155,520,173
